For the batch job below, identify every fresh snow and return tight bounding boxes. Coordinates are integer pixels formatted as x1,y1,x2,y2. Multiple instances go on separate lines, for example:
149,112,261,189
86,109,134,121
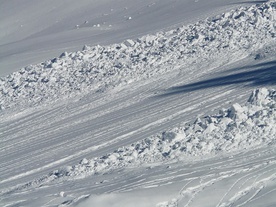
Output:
0,1,276,207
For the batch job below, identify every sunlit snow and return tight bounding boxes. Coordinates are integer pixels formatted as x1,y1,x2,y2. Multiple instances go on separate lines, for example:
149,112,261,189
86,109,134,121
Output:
0,0,276,207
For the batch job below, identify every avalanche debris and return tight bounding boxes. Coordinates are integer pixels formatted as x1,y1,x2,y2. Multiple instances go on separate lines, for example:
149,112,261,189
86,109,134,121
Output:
15,88,276,187
0,1,275,111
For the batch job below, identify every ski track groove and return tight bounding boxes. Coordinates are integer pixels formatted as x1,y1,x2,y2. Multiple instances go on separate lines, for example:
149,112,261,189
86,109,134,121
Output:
216,162,275,207
1,1,276,204
2,72,242,181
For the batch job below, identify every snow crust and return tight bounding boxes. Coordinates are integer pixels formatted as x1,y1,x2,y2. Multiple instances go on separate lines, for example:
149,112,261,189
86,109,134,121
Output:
14,88,275,188
0,1,275,111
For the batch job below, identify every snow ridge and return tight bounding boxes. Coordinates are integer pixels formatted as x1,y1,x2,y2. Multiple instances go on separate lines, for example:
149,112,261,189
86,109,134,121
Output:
6,88,275,192
0,1,275,110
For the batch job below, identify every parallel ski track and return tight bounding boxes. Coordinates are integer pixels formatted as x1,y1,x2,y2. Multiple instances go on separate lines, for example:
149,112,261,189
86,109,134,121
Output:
0,57,275,204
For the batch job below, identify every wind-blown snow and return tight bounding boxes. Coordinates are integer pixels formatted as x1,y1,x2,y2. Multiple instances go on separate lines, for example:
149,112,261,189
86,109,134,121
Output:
0,1,275,111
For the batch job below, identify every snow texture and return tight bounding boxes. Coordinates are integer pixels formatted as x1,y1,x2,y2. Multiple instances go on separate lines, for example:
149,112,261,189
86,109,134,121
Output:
60,88,276,175
0,1,275,111
9,88,275,191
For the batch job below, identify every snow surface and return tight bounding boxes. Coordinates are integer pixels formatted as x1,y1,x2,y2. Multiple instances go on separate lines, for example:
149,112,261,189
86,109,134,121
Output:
0,0,272,76
7,88,276,182
1,1,276,207
1,1,275,111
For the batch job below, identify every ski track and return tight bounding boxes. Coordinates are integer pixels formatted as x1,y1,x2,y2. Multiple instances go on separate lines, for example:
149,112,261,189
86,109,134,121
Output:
1,1,276,206
72,147,276,207
2,145,275,206
1,65,275,204
0,70,248,185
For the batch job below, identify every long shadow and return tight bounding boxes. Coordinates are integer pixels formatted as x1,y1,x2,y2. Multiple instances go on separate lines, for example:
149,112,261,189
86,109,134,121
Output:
230,0,269,5
158,60,276,97
222,60,276,74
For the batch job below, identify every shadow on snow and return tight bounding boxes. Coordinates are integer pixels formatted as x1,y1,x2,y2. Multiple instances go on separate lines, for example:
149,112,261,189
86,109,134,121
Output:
230,0,269,5
157,60,276,97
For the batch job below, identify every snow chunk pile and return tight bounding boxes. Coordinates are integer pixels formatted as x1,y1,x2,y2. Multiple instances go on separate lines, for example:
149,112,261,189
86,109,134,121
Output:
5,88,275,192
1,1,275,110
49,88,276,179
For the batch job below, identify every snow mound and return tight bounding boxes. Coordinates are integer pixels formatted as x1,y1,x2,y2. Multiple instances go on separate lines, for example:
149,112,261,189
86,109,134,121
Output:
10,88,275,190
1,1,275,110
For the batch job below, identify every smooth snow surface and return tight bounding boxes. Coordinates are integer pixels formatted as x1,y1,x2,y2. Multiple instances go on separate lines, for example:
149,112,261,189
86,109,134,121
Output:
1,1,276,207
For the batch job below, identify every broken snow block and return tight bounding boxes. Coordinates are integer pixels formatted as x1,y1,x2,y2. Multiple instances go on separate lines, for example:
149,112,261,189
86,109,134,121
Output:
229,103,247,121
124,39,135,47
248,88,269,106
59,51,68,58
82,45,90,51
162,131,176,142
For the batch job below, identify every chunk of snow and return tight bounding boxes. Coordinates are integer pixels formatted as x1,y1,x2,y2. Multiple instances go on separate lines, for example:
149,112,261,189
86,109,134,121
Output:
0,1,275,112
40,88,276,180
124,39,135,47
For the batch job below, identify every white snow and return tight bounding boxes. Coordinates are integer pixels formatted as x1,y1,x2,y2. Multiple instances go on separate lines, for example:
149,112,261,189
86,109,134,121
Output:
8,88,275,183
0,1,275,111
0,1,276,207
0,0,272,76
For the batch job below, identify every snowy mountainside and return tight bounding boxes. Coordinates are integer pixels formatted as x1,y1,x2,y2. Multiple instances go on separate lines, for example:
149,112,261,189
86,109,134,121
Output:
1,88,276,207
1,1,276,207
12,88,276,184
0,0,267,76
77,88,276,207
0,1,275,111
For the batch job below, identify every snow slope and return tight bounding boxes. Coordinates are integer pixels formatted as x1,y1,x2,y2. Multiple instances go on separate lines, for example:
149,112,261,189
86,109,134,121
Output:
6,88,276,183
0,1,276,207
0,0,271,76
1,1,275,111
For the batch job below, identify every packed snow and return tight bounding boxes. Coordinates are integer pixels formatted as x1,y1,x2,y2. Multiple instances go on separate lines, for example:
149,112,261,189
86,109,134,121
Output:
1,1,276,207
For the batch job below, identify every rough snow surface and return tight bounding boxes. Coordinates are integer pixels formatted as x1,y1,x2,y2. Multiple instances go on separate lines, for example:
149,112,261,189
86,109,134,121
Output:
4,88,275,194
0,1,275,111
0,0,268,76
1,2,276,207
50,88,276,176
